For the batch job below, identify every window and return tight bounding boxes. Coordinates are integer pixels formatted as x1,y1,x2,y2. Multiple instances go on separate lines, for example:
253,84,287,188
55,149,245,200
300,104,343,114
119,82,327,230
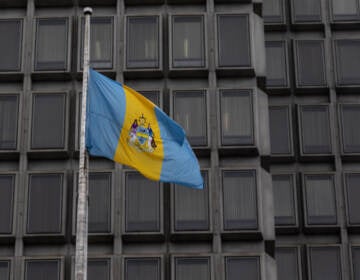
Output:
81,17,113,69
175,257,210,280
304,174,337,225
263,0,284,24
344,173,360,225
171,15,205,68
0,19,22,71
88,259,111,280
331,0,360,21
35,18,68,71
31,93,66,150
125,258,161,280
272,174,297,226
217,15,251,67
140,91,160,107
308,247,342,280
0,95,18,150
295,40,326,87
126,16,159,69
222,170,258,230
25,259,61,280
174,171,209,231
225,257,260,280
352,247,360,280
339,104,360,153
276,247,300,280
265,41,289,88
0,175,15,234
269,106,292,155
173,91,207,146
299,105,331,154
27,174,64,234
0,261,10,280
125,172,160,232
335,39,360,86
292,0,322,22
88,173,112,233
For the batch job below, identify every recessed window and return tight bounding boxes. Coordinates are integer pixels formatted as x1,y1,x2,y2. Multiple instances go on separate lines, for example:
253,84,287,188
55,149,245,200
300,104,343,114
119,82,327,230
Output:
299,105,331,154
344,173,360,225
126,16,159,69
31,93,66,150
125,258,161,280
0,261,10,280
0,95,19,150
171,15,205,68
339,104,360,153
217,15,251,67
81,17,113,69
272,174,296,226
175,257,210,280
0,175,15,234
308,247,342,280
222,170,258,230
0,19,22,71
331,0,360,21
27,174,64,234
25,259,61,280
304,174,337,225
295,40,326,87
276,247,300,280
335,39,360,86
220,90,254,146
292,0,322,23
265,41,289,88
125,172,160,232
140,91,160,107
352,247,360,280
225,257,260,280
174,171,209,231
263,0,284,24
269,106,292,155
88,259,111,280
35,18,68,71
173,90,207,146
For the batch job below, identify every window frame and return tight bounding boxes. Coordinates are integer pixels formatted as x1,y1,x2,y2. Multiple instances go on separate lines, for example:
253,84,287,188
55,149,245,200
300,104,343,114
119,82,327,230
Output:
263,0,287,28
222,254,262,280
0,172,17,239
71,256,113,280
24,171,67,241
23,257,64,280
123,255,163,280
171,255,212,280
330,0,360,24
338,103,360,156
290,0,323,27
343,172,360,229
0,258,12,280
350,245,360,280
275,246,302,280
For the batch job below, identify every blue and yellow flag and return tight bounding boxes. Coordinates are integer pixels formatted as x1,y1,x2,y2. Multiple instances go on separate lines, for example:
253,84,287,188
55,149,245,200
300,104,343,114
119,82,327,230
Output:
86,69,203,189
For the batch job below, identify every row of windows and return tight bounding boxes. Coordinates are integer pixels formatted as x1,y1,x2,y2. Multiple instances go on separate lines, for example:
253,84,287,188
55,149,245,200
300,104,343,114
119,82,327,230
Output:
265,39,360,90
0,15,252,75
269,104,360,158
272,172,360,231
0,90,257,152
264,0,360,25
0,169,265,237
0,255,260,280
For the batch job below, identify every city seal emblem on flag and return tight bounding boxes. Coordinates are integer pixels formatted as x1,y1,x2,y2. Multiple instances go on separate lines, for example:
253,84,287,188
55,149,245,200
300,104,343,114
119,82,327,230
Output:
128,113,157,153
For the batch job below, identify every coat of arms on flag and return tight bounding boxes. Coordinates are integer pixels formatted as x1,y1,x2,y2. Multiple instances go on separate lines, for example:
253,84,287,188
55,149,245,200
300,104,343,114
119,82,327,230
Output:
128,113,157,153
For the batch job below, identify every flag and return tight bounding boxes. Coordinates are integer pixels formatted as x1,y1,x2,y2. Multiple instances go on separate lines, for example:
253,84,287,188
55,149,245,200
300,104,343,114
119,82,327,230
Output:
86,69,203,189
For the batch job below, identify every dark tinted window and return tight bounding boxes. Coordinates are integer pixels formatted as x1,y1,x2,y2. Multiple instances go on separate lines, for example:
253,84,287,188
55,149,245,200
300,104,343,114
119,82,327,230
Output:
299,105,331,154
222,170,258,230
140,91,160,107
345,173,360,225
125,258,160,280
173,91,207,146
225,257,260,280
340,104,360,153
126,16,159,69
265,41,288,87
269,106,292,155
0,261,10,280
31,93,66,149
217,15,251,67
88,259,111,280
335,40,360,86
0,19,22,71
172,15,205,68
304,174,337,225
352,247,360,280
175,257,210,280
174,171,209,231
263,0,284,23
308,247,342,280
220,90,253,146
331,0,360,21
35,18,68,71
292,0,322,22
0,95,18,150
0,175,15,234
276,248,300,280
125,172,160,232
25,259,60,280
27,174,63,234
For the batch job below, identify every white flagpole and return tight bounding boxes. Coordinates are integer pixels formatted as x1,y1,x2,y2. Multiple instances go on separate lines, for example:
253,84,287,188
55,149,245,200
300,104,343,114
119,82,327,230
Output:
75,6,92,280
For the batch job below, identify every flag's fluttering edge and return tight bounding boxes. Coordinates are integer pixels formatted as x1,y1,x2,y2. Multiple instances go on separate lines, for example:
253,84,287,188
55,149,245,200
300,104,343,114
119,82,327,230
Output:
86,69,203,189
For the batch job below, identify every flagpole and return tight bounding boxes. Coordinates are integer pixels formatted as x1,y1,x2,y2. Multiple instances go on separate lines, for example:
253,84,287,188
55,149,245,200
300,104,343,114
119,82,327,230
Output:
75,6,92,280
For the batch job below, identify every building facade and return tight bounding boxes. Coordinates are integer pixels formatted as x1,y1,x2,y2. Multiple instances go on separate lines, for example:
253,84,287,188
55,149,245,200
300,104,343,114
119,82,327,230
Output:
0,0,359,279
